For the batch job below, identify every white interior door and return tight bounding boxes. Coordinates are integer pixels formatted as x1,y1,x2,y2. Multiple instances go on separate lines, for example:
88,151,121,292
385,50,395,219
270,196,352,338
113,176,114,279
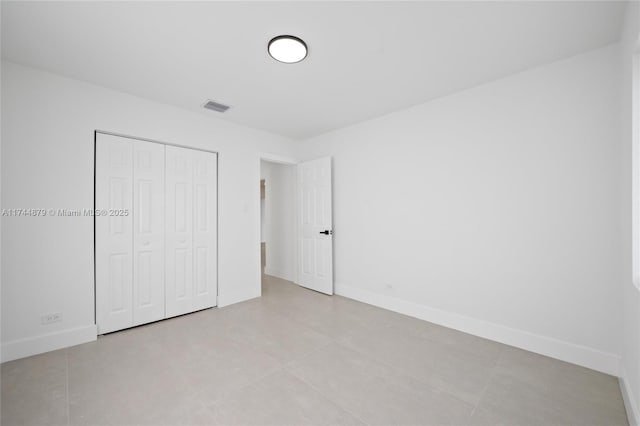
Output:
297,157,333,295
192,150,218,310
96,134,134,333
132,140,165,326
165,146,194,317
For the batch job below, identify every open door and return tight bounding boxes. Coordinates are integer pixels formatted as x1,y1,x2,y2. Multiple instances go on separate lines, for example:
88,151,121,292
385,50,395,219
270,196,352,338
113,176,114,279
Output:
297,157,333,295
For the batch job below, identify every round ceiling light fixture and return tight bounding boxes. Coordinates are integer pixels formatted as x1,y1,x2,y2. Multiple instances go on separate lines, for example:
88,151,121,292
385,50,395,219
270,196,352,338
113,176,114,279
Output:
268,35,308,64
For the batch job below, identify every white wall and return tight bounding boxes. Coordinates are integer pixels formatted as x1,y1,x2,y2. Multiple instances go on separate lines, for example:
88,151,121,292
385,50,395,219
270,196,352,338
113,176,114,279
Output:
620,1,640,424
297,44,623,376
0,61,296,361
260,160,296,282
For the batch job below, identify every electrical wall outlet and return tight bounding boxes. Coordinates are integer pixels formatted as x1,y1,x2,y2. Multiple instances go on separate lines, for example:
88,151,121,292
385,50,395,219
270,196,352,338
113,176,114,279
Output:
41,312,62,325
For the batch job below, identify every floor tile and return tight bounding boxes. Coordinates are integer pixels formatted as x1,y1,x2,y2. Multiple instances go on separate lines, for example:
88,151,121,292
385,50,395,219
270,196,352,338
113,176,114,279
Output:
209,369,364,425
472,347,628,426
1,275,630,426
496,346,623,406
287,342,474,425
69,344,199,425
1,349,68,426
336,317,502,405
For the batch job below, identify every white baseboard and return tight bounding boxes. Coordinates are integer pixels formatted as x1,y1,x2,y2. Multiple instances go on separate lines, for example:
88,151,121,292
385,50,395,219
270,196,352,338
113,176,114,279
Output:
1,324,97,362
335,283,621,376
620,367,640,426
218,287,261,308
263,267,280,277
264,268,293,282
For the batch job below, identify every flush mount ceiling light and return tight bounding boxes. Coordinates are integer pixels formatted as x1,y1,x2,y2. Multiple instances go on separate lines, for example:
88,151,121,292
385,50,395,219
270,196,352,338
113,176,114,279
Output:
268,35,307,64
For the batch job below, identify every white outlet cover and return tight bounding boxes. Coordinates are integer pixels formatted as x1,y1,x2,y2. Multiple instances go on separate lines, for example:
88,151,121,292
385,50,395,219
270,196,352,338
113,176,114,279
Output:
41,312,62,324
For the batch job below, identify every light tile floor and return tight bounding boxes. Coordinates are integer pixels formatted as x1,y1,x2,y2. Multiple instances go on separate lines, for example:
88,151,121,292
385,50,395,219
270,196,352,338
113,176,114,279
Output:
1,274,628,425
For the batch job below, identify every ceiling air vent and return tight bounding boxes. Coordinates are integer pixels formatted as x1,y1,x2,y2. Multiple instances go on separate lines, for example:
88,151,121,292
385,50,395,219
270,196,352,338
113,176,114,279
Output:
203,100,230,113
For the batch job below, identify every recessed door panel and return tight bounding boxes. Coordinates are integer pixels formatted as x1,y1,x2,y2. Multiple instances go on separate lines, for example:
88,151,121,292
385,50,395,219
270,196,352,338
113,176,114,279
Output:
137,251,152,306
175,248,188,298
195,184,207,232
138,181,152,234
302,238,313,275
175,183,188,233
108,253,127,312
195,247,207,295
315,239,327,279
109,177,128,234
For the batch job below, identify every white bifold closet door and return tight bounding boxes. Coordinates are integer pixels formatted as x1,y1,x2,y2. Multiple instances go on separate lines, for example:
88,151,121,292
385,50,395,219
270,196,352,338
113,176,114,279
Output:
165,146,217,317
132,140,165,326
96,135,166,334
96,133,217,334
95,135,134,334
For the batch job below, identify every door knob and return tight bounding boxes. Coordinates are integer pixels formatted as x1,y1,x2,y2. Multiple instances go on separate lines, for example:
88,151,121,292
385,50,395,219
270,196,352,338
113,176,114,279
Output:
319,230,333,235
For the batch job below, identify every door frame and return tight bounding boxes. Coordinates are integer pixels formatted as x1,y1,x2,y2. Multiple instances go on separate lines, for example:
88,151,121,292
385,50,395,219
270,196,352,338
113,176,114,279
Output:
93,130,220,328
257,153,298,293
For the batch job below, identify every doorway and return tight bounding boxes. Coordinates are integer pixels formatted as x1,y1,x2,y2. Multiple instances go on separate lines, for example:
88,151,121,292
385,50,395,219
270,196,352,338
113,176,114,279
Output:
260,159,297,292
258,155,334,296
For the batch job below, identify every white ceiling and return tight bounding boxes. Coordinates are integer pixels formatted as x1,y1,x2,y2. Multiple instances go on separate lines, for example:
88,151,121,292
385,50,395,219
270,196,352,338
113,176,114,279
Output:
1,1,626,139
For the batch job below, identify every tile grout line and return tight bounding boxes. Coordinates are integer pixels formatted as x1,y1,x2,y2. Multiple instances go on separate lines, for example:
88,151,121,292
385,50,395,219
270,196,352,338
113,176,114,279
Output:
280,340,335,370
204,335,335,408
194,320,356,423
183,288,337,414
276,325,369,426
468,346,505,419
194,361,285,410
331,336,477,410
267,280,479,417
283,363,370,426
267,278,506,403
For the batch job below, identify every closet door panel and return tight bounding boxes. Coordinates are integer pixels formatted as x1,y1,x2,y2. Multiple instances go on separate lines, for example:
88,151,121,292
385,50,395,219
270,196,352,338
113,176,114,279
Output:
193,151,218,310
96,134,134,334
165,146,194,317
132,140,165,326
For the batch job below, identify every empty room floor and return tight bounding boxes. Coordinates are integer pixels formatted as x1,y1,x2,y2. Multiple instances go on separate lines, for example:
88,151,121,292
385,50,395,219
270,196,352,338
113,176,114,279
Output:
1,275,628,426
